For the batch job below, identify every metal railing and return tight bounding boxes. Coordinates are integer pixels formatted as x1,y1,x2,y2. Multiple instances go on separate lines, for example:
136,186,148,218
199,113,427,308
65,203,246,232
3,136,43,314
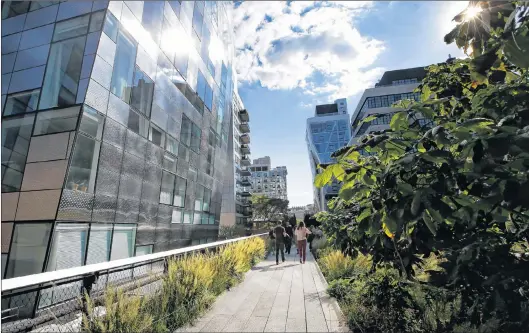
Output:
1,234,266,333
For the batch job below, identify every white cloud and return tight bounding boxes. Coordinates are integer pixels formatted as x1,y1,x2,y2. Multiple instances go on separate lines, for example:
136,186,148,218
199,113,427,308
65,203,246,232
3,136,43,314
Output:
232,1,386,101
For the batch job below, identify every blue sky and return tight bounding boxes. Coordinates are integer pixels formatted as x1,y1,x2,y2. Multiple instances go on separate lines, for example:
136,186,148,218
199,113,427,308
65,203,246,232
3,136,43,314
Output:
232,1,468,207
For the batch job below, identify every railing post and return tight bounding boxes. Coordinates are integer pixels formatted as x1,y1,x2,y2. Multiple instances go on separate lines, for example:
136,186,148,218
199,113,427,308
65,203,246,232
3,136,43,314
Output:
81,272,99,318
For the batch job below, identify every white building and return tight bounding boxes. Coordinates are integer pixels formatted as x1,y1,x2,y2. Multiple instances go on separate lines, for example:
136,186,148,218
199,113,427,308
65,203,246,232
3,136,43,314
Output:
306,98,351,212
349,67,428,146
249,156,288,201
288,204,315,220
220,90,252,227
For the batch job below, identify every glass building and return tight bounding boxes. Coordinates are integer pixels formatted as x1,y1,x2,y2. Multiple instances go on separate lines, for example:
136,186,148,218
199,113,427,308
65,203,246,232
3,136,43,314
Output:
1,0,236,279
305,98,350,211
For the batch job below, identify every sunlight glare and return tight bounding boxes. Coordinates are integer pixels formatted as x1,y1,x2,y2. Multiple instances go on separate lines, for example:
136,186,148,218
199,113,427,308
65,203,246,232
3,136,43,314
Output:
464,6,482,21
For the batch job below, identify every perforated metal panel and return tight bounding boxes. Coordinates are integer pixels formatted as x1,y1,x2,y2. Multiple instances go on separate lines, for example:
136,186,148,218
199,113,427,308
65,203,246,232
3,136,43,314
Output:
156,204,172,225
57,189,94,221
145,142,163,166
138,201,158,225
102,118,126,149
92,193,117,222
115,198,139,223
99,142,123,174
95,167,120,197
125,130,147,158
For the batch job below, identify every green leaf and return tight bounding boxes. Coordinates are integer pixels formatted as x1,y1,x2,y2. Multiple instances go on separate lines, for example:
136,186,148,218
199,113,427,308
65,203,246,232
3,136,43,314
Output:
420,150,450,164
397,183,414,195
390,112,409,131
411,191,422,216
362,173,375,186
504,30,529,69
427,208,443,224
418,142,426,153
357,208,371,222
339,188,354,201
361,115,378,124
314,167,333,188
382,215,397,238
422,210,438,236
458,118,494,130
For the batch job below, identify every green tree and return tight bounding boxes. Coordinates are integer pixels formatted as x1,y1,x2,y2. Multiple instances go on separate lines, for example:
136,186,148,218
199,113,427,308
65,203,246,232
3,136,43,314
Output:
316,1,529,330
250,194,289,224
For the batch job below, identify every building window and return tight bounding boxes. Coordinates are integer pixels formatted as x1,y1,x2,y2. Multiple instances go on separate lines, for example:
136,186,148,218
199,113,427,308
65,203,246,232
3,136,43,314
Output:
85,224,112,264
103,11,119,42
141,0,164,44
160,171,175,205
135,244,153,256
127,108,148,137
3,89,40,117
4,223,53,278
39,36,86,109
1,114,35,192
149,124,165,147
180,115,202,153
65,134,101,193
110,29,137,103
130,66,154,117
174,176,186,207
110,224,136,260
53,13,90,42
33,106,81,136
171,208,183,223
45,223,89,272
79,106,105,139
1,1,31,19
194,184,204,211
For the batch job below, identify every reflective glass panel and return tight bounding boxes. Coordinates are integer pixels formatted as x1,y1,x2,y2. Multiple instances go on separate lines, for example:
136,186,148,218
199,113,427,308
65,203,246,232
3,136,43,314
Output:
1,114,34,192
65,134,101,193
3,89,40,116
39,36,86,109
110,30,137,103
110,224,136,260
52,14,90,42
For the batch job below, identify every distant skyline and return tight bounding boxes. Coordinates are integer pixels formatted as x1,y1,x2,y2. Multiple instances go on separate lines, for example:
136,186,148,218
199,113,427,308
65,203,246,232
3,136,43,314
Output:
232,1,468,206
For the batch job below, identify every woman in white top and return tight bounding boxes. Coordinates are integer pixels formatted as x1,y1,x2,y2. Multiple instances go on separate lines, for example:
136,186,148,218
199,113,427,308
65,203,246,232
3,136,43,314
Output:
295,222,311,264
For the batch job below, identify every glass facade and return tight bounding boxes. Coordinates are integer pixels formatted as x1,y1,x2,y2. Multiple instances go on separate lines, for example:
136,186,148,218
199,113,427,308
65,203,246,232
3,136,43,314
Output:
306,100,351,211
1,1,235,278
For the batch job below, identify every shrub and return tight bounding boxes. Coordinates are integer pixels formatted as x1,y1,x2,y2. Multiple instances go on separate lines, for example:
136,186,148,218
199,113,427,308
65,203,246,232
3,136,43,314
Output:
82,237,265,332
319,249,372,281
82,288,153,333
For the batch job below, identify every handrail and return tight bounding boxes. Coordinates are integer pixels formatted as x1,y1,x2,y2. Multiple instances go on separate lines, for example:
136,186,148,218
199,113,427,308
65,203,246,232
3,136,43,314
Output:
2,233,267,293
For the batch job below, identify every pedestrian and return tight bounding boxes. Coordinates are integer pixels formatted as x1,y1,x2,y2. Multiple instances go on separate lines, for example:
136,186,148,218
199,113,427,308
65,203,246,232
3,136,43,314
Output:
273,222,287,265
284,223,294,254
268,227,275,256
295,222,311,264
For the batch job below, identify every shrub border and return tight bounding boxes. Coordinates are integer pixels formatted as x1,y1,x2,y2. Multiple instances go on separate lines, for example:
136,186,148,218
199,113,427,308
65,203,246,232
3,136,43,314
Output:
310,251,350,331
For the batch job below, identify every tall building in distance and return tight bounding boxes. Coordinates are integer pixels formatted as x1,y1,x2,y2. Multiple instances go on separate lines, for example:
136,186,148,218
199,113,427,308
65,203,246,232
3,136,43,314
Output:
1,1,238,278
220,90,252,227
306,98,351,212
249,156,288,201
349,67,427,145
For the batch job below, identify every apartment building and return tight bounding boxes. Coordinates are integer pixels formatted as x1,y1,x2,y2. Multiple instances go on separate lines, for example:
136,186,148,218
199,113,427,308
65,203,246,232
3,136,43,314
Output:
220,90,252,227
1,1,238,278
349,67,428,145
249,156,288,201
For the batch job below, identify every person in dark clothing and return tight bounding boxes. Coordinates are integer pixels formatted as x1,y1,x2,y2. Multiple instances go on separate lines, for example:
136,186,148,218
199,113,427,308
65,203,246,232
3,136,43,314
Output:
273,223,287,264
284,223,294,254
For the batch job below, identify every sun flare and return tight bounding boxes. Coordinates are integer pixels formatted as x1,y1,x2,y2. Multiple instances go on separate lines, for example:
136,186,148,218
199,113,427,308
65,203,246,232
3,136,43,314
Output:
464,6,482,21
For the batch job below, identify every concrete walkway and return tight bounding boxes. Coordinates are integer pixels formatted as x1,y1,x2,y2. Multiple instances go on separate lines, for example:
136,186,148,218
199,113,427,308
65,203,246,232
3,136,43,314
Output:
177,247,349,332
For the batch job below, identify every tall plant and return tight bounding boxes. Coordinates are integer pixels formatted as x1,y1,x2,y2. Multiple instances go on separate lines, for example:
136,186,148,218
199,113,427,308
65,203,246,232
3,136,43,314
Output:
316,1,529,329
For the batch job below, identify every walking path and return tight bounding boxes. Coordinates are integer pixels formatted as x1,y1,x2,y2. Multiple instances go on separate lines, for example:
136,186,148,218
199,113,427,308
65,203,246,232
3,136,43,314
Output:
177,248,349,332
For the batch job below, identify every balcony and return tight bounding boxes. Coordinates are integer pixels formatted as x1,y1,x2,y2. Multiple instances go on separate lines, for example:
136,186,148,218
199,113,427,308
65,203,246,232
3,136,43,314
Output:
241,190,252,197
240,122,250,133
239,109,249,122
243,208,252,217
241,144,250,155
241,156,251,166
241,169,251,177
240,134,250,144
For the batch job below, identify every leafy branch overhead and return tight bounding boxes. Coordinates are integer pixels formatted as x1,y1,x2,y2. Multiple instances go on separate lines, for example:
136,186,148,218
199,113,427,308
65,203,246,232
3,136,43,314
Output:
315,1,529,330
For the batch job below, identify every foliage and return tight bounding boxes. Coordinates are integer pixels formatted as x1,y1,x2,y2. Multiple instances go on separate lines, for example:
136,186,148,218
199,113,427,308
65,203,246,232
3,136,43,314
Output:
319,249,371,281
82,237,265,332
250,194,289,223
218,225,247,239
82,288,153,333
316,1,529,331
304,213,320,228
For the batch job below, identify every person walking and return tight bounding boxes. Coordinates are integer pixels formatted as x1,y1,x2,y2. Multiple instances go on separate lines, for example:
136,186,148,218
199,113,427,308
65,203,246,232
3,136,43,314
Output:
295,222,311,264
268,227,275,256
273,222,287,265
284,223,294,255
